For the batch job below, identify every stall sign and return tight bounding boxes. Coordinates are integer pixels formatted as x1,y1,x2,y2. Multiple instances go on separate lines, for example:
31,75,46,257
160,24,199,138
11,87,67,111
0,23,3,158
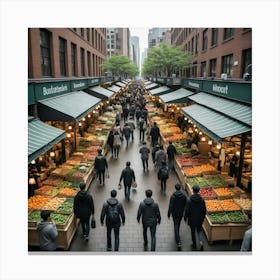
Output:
35,81,71,100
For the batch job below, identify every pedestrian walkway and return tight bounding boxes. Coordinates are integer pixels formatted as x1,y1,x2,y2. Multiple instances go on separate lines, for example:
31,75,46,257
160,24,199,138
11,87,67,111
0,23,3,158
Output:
69,124,242,253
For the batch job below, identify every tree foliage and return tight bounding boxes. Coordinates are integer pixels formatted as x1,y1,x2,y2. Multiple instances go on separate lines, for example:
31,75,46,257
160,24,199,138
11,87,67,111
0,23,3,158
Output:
101,55,139,78
142,43,194,77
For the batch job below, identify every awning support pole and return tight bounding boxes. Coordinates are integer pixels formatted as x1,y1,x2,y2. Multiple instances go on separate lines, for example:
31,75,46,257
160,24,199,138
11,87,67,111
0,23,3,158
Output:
74,122,77,150
237,133,247,187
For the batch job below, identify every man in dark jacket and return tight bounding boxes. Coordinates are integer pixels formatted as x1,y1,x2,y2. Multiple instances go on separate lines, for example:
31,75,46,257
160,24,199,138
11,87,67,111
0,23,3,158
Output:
149,122,160,147
184,185,206,251
100,189,125,251
94,148,108,185
118,161,136,200
37,210,58,251
158,161,169,193
139,117,147,142
155,145,167,173
73,182,95,241
139,141,150,172
168,183,187,249
166,141,177,171
107,130,114,156
122,123,131,148
137,189,161,251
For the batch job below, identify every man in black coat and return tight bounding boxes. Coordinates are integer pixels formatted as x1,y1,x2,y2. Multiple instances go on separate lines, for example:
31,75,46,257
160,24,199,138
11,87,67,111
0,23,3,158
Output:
149,122,160,147
100,189,125,251
118,161,136,201
73,182,95,241
94,148,108,185
137,189,161,251
168,183,187,249
166,141,177,171
184,185,206,251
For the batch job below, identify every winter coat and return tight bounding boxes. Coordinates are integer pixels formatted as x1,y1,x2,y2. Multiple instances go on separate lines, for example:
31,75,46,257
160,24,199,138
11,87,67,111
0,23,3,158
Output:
158,165,169,180
119,166,135,186
36,221,58,251
107,132,114,148
73,190,95,219
139,146,150,160
94,155,108,172
139,119,147,131
184,193,206,227
168,190,187,222
167,144,177,160
128,120,135,130
155,149,167,166
113,133,122,147
150,125,160,140
100,198,125,227
137,198,161,226
122,125,131,138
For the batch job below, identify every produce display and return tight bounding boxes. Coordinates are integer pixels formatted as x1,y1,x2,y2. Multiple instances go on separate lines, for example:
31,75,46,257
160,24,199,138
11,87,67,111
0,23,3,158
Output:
177,155,208,167
42,177,63,186
234,198,252,211
219,199,241,212
226,211,248,223
50,213,70,225
173,142,191,155
183,164,216,177
28,195,50,210
213,187,234,198
46,186,63,197
41,197,66,211
57,198,74,214
58,187,78,197
28,210,42,223
208,212,229,224
187,176,209,188
205,199,223,213
57,181,73,188
35,185,53,196
199,188,217,199
206,176,227,187
164,133,186,142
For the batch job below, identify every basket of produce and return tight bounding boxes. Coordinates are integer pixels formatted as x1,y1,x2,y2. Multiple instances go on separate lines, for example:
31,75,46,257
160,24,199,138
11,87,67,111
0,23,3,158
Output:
42,176,63,186
205,199,223,213
51,213,71,229
233,198,252,212
208,212,229,224
35,185,53,196
198,188,217,199
45,186,63,197
57,181,73,188
219,199,241,212
56,198,74,214
28,210,43,227
186,176,210,188
28,195,50,210
58,187,78,197
205,175,227,187
213,187,234,199
226,211,248,224
41,197,66,211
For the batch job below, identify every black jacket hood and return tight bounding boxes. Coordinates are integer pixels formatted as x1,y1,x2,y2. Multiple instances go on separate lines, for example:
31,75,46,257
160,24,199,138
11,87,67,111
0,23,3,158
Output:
144,197,154,206
191,193,203,203
76,191,88,201
107,198,118,206
173,190,185,199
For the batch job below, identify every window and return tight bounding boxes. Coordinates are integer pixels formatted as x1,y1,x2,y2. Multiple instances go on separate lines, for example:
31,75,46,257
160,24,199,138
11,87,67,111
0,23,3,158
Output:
211,28,218,46
192,62,197,77
202,29,208,51
242,48,252,78
195,34,199,54
81,28,84,37
92,54,95,76
80,48,85,76
92,29,95,46
71,43,77,76
200,61,206,77
87,51,91,76
221,54,233,76
40,29,52,76
224,28,234,40
209,58,217,77
59,37,66,76
87,28,90,41
191,37,194,53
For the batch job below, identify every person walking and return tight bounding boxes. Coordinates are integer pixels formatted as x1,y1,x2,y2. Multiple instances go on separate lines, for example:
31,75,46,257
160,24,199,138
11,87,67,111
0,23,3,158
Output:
139,117,147,142
122,122,131,148
113,131,122,159
107,130,114,156
127,117,136,141
151,144,160,166
167,141,177,171
118,161,136,201
123,106,129,122
73,182,95,241
135,107,142,127
137,189,161,251
155,145,167,173
37,210,58,251
167,183,187,249
149,122,160,147
94,148,109,185
100,189,125,251
184,185,206,251
158,161,169,193
139,141,150,172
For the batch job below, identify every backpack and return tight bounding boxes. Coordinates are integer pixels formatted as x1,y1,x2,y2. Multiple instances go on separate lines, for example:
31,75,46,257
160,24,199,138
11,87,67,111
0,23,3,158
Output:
107,203,119,223
160,167,169,179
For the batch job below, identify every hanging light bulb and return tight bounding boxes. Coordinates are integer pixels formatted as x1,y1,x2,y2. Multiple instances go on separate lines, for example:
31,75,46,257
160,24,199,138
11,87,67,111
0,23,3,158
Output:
236,151,240,156
171,109,174,112
31,160,36,164
194,128,198,132
50,152,55,157
82,117,86,121
184,117,188,121
39,156,43,161
88,114,91,118
208,140,213,145
194,124,196,128
201,137,206,142
67,133,71,138
177,107,180,111
199,131,202,135
78,122,82,126
68,125,72,130
216,144,221,149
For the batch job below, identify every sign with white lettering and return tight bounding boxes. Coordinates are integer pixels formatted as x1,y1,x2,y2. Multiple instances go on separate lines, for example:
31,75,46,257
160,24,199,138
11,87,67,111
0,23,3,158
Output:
71,80,87,91
183,79,203,90
88,78,100,86
35,81,70,100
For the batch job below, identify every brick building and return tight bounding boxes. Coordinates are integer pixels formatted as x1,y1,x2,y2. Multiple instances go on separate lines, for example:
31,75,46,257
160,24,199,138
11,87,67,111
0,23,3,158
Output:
171,28,252,80
28,28,107,79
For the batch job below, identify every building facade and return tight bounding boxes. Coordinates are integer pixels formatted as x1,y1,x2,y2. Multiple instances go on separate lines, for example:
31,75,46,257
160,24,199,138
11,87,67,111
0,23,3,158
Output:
148,28,170,49
28,28,107,79
131,36,140,68
170,28,252,80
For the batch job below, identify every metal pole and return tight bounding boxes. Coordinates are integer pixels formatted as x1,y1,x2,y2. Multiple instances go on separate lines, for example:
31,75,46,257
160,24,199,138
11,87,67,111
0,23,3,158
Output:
237,133,247,187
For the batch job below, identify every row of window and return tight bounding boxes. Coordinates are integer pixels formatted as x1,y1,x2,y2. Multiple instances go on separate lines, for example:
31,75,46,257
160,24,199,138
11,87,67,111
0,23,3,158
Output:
40,29,104,77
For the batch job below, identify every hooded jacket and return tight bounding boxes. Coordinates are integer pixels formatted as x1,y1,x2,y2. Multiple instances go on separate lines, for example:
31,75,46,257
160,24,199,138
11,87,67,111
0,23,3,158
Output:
119,167,135,186
100,198,125,227
184,193,206,227
74,191,94,219
168,190,187,222
137,198,161,226
36,221,58,251
139,146,150,160
94,155,108,172
150,125,160,140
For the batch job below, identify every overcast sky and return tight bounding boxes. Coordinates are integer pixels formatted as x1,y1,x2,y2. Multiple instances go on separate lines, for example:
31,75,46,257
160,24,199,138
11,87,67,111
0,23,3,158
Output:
130,27,150,56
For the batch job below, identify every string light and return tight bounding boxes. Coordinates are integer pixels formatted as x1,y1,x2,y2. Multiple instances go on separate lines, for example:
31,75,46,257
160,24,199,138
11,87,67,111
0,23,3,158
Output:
50,152,55,157
68,125,72,130
31,160,36,164
199,131,202,135
78,122,82,126
236,151,240,156
82,117,86,121
216,144,221,149
201,137,206,142
67,133,71,138
208,140,213,145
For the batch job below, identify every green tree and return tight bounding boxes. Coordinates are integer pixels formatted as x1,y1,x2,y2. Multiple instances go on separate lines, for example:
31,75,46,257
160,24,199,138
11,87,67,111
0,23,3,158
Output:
142,43,194,77
101,55,139,78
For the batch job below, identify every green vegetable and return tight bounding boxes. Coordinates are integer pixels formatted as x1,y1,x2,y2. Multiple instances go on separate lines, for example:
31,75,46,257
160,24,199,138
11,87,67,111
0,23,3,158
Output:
51,213,69,225
226,211,247,223
208,212,229,223
28,211,41,222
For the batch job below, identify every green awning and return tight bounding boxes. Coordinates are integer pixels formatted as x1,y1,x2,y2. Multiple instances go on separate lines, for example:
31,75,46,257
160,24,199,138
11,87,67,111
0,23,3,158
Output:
181,104,251,143
145,83,159,90
88,86,116,98
28,118,65,163
116,82,126,87
150,86,172,96
188,92,252,126
144,81,152,85
159,88,195,103
38,91,101,122
107,85,121,93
